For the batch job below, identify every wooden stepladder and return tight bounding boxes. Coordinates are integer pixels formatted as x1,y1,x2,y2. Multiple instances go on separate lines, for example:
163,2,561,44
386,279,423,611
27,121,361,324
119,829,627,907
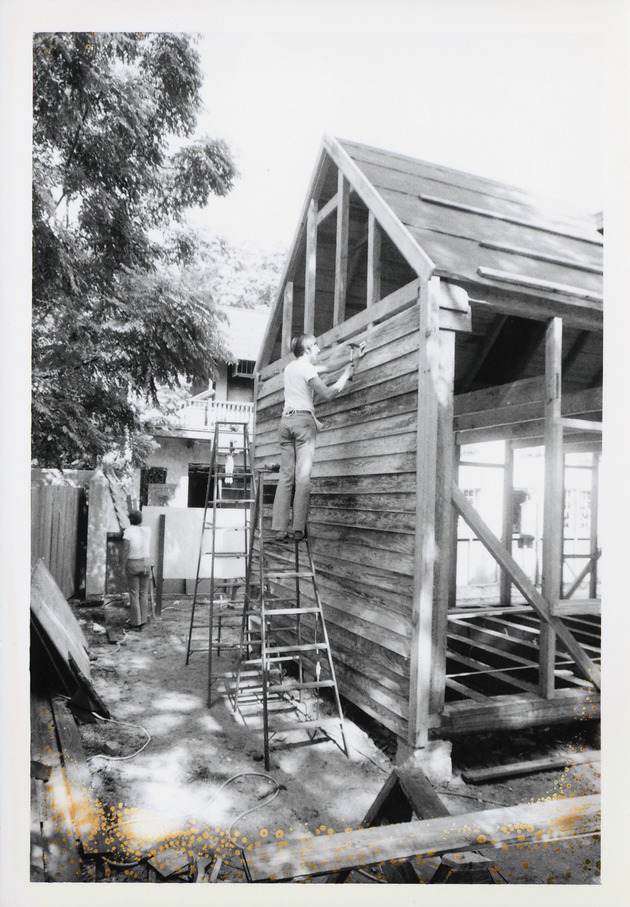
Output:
230,469,348,770
185,421,255,706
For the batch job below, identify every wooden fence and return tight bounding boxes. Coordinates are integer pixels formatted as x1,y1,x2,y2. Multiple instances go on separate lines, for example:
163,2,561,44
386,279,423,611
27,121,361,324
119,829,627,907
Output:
31,484,86,599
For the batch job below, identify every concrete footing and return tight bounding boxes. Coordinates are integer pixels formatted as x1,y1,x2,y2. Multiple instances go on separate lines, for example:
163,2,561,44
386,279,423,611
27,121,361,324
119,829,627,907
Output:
395,738,453,785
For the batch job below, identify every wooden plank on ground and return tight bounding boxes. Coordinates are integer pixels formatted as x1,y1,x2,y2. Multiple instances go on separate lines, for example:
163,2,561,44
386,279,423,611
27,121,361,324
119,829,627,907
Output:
245,792,600,881
31,694,84,881
462,749,601,784
50,698,110,856
30,559,91,678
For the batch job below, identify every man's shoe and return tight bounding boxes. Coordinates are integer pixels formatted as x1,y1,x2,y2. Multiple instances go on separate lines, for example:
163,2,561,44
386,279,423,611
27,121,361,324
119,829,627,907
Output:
293,530,305,542
273,532,289,542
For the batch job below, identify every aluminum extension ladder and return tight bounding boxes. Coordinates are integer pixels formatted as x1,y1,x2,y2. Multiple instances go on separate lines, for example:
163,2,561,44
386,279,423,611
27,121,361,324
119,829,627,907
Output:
229,468,348,770
185,421,254,707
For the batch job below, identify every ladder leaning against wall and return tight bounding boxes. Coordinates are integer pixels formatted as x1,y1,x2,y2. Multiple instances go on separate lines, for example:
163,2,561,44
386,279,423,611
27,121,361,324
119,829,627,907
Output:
184,421,254,707
227,468,348,770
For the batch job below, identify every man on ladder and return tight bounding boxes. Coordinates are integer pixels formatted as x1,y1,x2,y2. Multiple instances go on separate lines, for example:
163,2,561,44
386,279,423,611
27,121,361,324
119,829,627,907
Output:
271,334,365,541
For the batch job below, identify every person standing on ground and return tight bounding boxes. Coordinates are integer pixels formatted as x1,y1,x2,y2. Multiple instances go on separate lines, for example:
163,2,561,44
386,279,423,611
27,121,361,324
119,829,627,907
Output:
271,333,364,542
122,510,152,629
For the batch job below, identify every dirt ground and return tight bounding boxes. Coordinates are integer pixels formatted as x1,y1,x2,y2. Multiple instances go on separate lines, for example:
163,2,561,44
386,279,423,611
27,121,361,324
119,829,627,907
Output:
71,593,601,886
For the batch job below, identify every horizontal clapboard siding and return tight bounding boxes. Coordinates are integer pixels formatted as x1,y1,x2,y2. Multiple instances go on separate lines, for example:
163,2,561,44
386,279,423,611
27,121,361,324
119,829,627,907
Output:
255,304,420,738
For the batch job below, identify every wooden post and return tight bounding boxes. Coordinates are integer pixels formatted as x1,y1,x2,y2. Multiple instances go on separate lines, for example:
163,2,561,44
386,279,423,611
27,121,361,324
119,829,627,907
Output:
448,445,461,610
155,513,165,616
304,198,317,334
540,317,563,698
281,281,293,356
333,172,349,326
409,276,440,747
500,441,514,606
429,324,456,718
367,211,381,308
589,452,600,599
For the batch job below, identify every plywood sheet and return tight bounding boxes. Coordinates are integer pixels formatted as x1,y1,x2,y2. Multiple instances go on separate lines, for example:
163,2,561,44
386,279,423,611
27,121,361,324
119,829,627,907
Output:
30,559,90,678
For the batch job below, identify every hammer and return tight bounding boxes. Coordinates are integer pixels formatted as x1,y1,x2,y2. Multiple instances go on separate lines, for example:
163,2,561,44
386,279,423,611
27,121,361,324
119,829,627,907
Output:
348,341,366,379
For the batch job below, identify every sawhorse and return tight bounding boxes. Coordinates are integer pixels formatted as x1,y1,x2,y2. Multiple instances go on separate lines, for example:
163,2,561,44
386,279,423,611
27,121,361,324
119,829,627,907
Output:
326,762,501,884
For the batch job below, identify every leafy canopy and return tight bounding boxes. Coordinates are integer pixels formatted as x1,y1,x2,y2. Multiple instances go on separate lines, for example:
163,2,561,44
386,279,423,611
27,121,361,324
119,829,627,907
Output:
32,32,239,468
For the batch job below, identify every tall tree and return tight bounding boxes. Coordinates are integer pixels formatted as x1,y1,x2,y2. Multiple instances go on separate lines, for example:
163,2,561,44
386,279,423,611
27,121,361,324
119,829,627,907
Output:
32,32,238,467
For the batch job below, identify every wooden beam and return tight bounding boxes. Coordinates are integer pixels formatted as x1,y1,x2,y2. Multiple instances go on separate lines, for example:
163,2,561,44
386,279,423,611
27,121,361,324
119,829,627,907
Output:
429,325,455,717
540,318,563,697
477,267,602,304
455,377,545,416
468,290,602,333
155,514,165,616
317,192,339,225
409,277,440,747
559,418,602,433
304,198,317,334
564,549,602,600
500,442,514,607
333,172,350,327
451,483,601,689
244,793,600,881
589,454,600,599
323,134,435,280
454,383,601,428
281,281,293,357
367,210,381,308
441,687,600,734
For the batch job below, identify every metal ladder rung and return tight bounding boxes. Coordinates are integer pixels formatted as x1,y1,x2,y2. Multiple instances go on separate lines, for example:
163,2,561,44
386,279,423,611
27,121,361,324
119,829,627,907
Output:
264,643,328,655
263,606,320,615
268,718,342,733
270,679,335,693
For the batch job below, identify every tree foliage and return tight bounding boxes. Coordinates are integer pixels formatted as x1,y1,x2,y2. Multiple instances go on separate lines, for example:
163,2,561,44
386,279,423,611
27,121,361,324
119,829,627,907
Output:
32,32,238,468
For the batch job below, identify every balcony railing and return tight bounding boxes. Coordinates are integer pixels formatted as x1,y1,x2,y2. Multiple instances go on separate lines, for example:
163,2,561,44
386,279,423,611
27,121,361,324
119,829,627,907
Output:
175,399,254,433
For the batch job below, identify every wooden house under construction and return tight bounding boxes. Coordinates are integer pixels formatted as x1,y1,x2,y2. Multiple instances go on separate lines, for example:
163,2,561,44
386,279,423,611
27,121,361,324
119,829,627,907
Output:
254,136,602,752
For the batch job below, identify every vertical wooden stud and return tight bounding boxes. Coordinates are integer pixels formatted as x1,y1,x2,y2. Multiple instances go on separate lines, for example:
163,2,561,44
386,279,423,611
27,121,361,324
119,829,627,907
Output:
155,513,165,617
429,322,456,718
448,445,461,610
304,198,317,335
367,211,382,308
333,173,349,326
281,281,294,356
589,452,600,599
408,276,440,747
540,317,563,698
500,441,515,607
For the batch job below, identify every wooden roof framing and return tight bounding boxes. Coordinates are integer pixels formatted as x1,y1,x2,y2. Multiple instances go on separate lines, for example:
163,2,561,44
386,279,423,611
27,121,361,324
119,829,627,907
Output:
258,136,602,394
